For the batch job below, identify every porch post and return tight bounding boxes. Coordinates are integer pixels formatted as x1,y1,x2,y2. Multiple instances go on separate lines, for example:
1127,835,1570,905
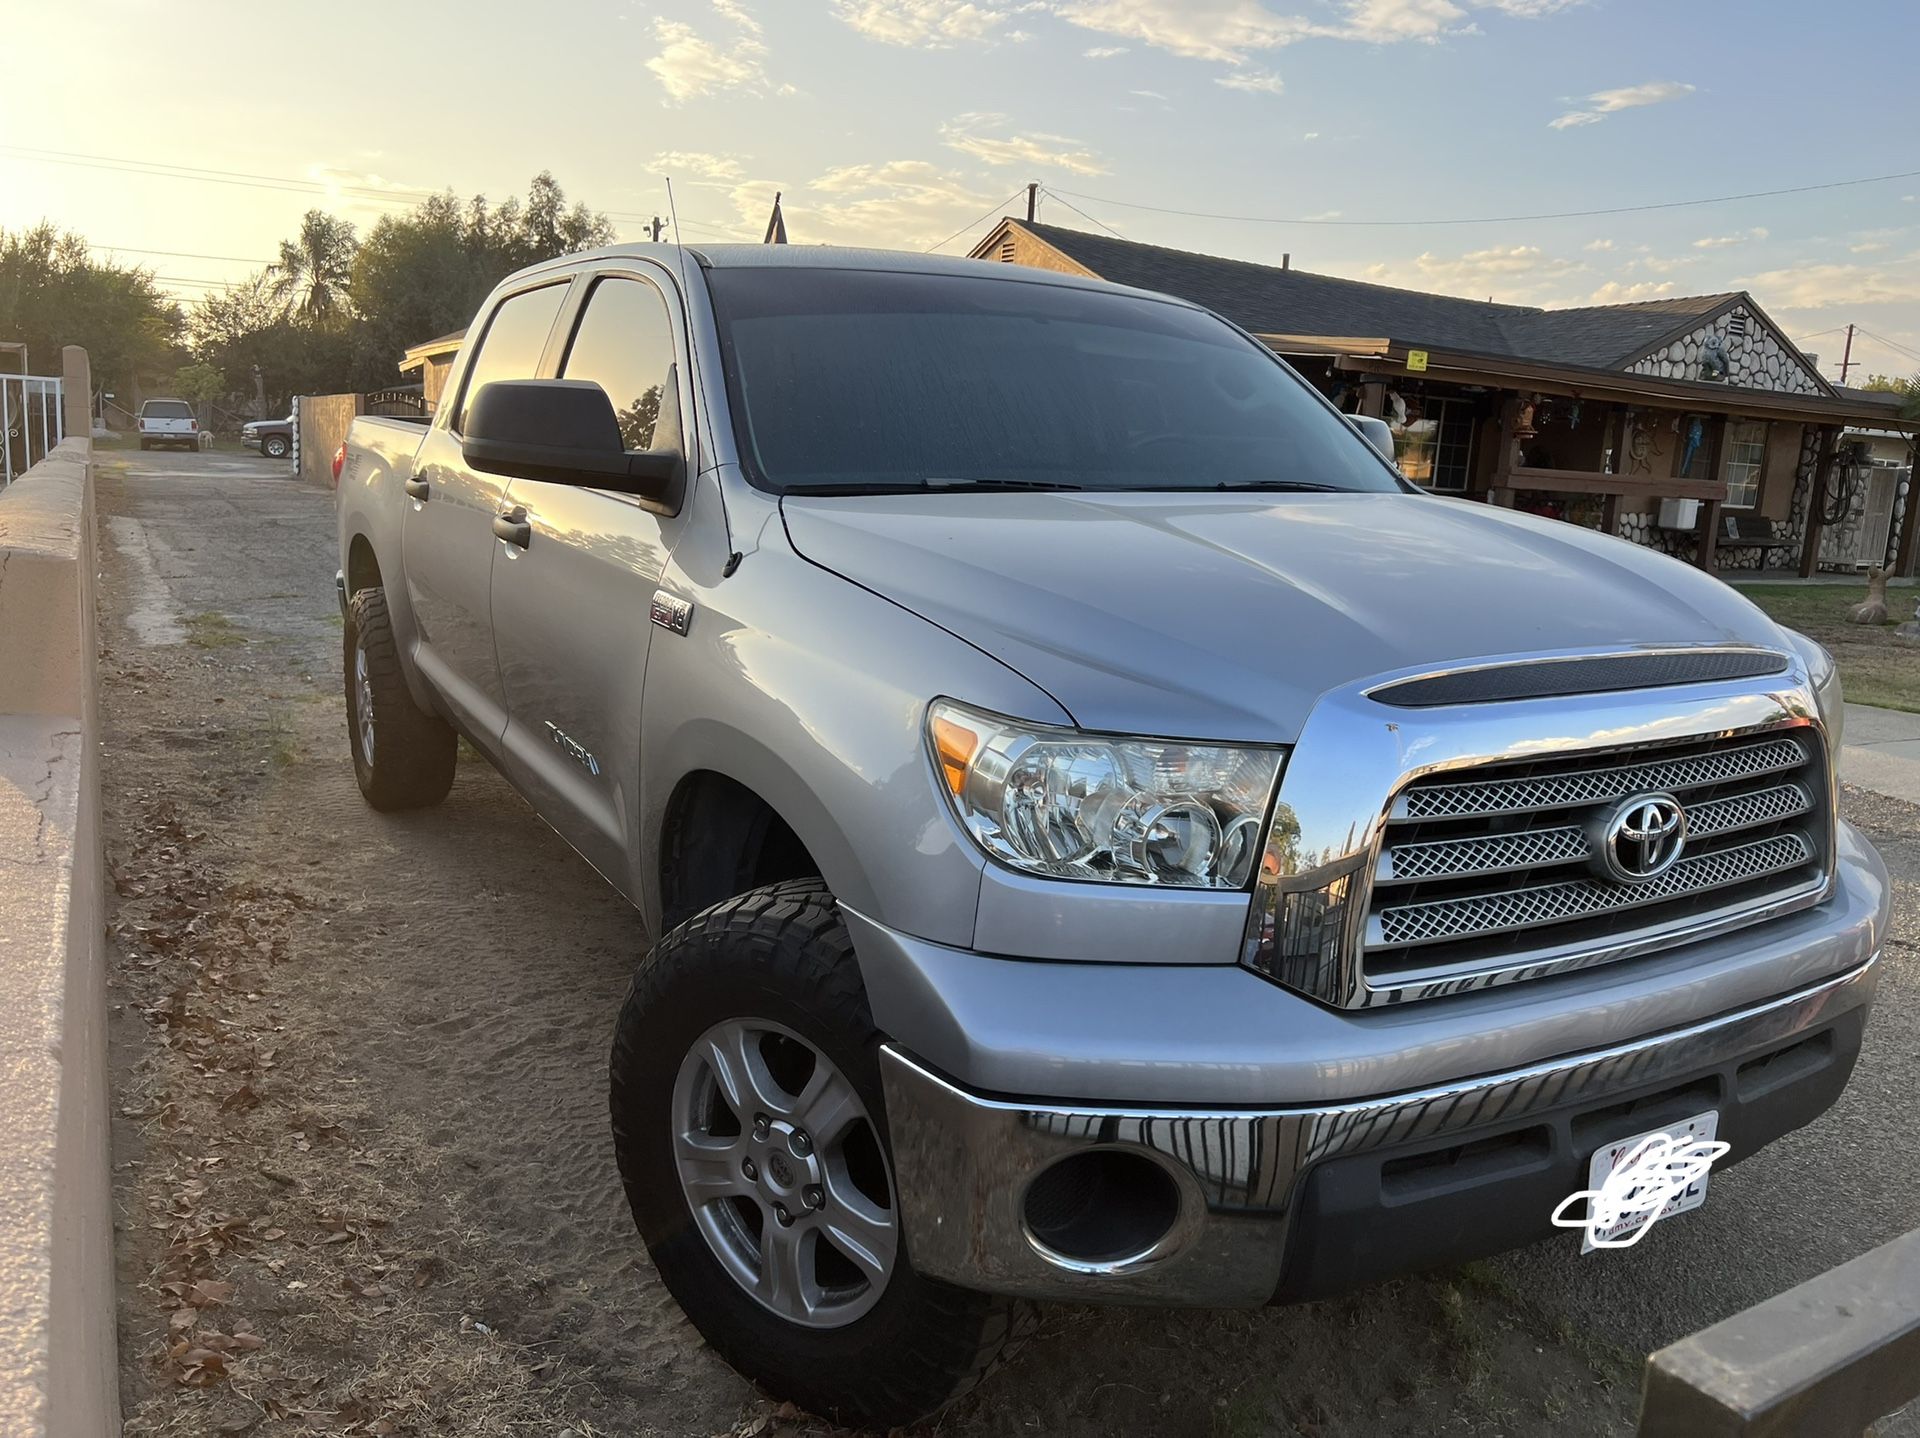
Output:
1893,438,1920,578
1798,427,1838,578
1695,500,1721,571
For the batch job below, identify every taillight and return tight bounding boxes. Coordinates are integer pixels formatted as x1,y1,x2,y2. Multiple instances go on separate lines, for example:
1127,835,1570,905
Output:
189,418,198,431
331,443,347,486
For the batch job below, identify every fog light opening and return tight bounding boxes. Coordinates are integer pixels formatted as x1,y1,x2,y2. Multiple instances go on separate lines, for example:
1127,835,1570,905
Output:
1021,1149,1182,1270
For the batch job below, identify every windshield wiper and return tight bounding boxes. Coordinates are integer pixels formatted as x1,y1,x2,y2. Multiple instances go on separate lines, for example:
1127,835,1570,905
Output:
793,477,1087,496
1210,480,1342,493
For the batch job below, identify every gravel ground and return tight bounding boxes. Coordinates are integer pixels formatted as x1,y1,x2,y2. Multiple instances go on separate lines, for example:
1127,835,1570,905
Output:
101,446,1918,1437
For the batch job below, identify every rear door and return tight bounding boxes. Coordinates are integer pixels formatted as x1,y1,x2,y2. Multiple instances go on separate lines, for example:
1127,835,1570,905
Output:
401,279,572,745
488,264,694,888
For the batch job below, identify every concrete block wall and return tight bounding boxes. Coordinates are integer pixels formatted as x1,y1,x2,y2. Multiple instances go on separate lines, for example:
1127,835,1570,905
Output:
0,434,118,1436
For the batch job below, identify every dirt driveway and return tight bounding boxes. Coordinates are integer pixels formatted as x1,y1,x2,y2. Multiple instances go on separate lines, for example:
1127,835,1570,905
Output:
100,444,1920,1437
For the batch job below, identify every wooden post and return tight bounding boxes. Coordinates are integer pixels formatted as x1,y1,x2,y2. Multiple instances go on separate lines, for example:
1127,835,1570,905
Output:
1892,438,1920,578
1696,499,1721,571
1798,427,1837,578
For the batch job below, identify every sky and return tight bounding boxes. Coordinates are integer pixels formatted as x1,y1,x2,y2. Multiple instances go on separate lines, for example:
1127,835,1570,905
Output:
4,0,1919,381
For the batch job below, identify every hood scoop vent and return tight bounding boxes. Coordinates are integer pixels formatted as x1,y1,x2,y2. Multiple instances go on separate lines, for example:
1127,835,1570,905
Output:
1370,650,1789,709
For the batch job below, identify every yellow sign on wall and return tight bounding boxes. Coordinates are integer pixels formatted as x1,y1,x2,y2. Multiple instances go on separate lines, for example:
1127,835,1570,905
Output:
1407,350,1430,372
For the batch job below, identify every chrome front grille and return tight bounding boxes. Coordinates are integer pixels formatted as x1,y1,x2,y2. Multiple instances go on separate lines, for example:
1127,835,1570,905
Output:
1364,726,1830,992
1398,736,1808,821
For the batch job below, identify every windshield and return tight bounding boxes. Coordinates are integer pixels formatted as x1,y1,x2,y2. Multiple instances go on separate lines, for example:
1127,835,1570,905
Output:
143,400,192,419
707,268,1404,495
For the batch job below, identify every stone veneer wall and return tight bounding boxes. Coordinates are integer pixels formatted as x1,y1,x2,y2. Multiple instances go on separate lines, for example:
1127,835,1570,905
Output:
1613,428,1823,570
1626,303,1825,396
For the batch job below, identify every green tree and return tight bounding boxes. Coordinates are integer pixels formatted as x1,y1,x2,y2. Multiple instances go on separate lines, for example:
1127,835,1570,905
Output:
269,210,359,323
1860,372,1920,422
172,359,226,411
0,224,180,394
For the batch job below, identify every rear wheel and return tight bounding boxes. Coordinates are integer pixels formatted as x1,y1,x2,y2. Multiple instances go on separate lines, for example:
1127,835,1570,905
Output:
611,880,1031,1427
343,586,456,810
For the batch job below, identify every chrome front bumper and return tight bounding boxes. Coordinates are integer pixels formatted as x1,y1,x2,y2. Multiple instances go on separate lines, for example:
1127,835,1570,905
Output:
879,954,1878,1307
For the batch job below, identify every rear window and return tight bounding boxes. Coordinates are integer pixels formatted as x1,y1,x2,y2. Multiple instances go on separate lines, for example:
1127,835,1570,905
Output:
142,401,192,419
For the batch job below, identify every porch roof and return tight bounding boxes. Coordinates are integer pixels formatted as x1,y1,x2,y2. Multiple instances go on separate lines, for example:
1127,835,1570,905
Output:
1288,338,1915,431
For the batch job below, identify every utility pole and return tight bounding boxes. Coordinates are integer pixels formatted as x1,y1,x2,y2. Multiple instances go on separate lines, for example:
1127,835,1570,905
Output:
647,216,666,243
1838,324,1856,385
1026,182,1038,223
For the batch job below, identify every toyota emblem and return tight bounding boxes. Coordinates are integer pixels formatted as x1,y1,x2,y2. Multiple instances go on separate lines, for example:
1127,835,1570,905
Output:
1597,793,1687,882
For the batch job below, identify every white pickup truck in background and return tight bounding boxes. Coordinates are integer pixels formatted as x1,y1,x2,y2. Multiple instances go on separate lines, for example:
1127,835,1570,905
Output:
137,398,199,451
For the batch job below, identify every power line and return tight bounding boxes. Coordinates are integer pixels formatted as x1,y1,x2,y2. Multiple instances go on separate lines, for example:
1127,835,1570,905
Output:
1048,167,1920,229
1040,187,1124,239
0,144,432,207
1856,328,1920,366
926,188,1031,254
93,243,274,265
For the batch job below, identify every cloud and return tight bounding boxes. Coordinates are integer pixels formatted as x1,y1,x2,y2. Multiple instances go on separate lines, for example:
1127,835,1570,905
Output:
1216,67,1284,92
1049,0,1574,64
719,162,1006,251
1302,130,1321,140
1736,259,1920,310
832,0,1025,46
1588,280,1675,303
1049,0,1318,62
1130,87,1169,99
650,150,747,181
940,112,1108,175
1359,243,1590,303
1584,238,1614,251
1550,79,1694,130
645,2,777,104
1084,43,1129,55
1691,227,1768,250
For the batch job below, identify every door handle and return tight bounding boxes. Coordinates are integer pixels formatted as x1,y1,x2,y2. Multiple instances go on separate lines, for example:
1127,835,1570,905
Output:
403,477,430,501
492,507,532,548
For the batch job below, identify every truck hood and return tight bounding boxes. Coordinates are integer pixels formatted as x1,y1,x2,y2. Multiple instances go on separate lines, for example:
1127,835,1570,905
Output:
780,490,1792,742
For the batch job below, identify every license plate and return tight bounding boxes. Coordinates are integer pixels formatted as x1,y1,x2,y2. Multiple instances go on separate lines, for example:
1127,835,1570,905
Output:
1579,1110,1720,1254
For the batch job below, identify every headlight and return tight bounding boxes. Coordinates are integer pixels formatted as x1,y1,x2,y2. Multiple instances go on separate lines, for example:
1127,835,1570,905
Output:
1785,630,1843,751
928,700,1283,889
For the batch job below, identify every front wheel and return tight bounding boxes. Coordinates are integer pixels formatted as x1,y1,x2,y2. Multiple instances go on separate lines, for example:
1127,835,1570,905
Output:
343,586,456,810
610,880,1031,1427
264,433,289,459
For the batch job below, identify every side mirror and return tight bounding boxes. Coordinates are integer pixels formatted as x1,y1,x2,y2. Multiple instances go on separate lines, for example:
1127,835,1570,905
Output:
462,377,681,502
1347,414,1398,465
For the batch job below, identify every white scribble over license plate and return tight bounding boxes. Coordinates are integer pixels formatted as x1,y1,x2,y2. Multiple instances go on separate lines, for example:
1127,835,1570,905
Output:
1581,1111,1719,1254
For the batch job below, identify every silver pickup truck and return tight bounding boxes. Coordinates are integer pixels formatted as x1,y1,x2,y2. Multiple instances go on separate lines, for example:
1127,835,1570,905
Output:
335,244,1887,1427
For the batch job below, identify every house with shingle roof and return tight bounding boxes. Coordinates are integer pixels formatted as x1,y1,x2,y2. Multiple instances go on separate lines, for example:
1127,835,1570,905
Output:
971,218,1916,576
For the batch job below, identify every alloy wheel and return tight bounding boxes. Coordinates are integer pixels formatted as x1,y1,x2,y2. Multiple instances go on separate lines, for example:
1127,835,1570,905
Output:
671,1018,898,1328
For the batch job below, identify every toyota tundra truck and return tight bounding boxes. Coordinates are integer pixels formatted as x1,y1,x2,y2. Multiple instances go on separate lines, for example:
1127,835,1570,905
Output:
333,244,1887,1428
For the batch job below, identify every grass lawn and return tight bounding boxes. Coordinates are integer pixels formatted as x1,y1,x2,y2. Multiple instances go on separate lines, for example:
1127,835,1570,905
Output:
1735,582,1920,714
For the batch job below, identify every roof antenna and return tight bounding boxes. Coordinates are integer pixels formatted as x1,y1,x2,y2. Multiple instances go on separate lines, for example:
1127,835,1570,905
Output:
663,175,738,565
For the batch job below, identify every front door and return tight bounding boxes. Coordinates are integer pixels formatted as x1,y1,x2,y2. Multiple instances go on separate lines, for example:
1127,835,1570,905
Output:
489,267,692,889
400,280,571,742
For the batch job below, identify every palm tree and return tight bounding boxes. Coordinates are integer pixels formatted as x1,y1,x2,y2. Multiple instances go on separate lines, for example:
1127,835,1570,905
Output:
269,210,358,323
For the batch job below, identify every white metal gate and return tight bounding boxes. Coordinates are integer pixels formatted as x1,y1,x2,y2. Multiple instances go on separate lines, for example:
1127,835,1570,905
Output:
1,374,66,486
1819,465,1902,569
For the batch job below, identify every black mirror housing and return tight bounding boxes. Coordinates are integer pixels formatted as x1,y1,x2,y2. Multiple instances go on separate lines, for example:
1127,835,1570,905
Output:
462,378,682,504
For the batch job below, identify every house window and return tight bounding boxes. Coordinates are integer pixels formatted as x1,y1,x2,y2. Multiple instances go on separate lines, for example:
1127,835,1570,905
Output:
1723,419,1768,509
1392,395,1475,491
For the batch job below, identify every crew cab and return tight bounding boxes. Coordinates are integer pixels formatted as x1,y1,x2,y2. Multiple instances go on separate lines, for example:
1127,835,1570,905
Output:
137,398,199,451
333,245,1887,1428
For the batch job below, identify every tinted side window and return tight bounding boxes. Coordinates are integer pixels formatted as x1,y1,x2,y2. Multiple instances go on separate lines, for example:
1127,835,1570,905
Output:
454,283,568,431
561,277,676,451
